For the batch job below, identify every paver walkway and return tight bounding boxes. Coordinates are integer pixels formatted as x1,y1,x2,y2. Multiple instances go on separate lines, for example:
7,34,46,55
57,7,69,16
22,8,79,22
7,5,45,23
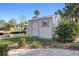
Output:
8,48,79,56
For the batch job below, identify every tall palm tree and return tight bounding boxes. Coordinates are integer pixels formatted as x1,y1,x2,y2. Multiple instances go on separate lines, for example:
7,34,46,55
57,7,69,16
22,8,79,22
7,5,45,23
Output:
34,10,40,17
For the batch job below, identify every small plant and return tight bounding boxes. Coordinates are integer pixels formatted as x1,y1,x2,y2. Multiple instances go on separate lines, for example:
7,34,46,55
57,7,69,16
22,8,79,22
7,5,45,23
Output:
18,38,26,47
69,43,79,49
0,44,9,56
31,41,41,48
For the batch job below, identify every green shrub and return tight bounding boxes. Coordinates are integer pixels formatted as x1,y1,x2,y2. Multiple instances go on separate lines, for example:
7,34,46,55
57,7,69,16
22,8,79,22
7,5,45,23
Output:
11,30,26,34
18,38,26,47
73,23,79,37
69,43,79,49
55,19,79,43
31,41,41,48
0,44,9,56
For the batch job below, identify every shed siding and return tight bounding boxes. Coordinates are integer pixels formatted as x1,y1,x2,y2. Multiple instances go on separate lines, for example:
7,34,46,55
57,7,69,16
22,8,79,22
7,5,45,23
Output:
27,15,60,39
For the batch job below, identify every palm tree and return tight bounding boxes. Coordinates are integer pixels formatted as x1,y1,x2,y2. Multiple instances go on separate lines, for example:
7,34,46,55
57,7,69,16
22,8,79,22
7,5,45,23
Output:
34,10,40,17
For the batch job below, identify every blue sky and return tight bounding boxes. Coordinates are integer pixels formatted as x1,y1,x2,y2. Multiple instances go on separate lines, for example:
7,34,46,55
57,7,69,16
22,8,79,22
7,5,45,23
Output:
0,3,65,22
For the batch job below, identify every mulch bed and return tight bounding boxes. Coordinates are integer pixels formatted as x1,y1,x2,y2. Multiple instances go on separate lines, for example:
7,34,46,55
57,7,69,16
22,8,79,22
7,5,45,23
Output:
66,48,79,51
9,46,20,50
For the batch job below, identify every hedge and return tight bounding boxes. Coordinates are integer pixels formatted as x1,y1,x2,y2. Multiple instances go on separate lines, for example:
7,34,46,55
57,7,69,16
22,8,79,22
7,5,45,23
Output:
11,30,26,34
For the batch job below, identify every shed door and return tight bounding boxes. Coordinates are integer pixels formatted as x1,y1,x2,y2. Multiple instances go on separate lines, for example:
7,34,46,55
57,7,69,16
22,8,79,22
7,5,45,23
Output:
31,21,39,37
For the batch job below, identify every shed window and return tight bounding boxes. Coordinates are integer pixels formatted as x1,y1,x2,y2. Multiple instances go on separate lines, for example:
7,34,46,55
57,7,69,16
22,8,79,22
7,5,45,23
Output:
42,21,48,27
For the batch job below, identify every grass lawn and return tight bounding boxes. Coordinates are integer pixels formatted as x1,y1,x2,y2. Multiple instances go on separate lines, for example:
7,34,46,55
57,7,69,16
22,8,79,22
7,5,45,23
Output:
0,37,79,50
0,37,19,46
0,37,54,47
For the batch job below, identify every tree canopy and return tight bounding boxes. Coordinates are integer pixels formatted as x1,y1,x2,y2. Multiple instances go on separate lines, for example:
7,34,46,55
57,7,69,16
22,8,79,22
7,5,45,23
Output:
55,3,79,23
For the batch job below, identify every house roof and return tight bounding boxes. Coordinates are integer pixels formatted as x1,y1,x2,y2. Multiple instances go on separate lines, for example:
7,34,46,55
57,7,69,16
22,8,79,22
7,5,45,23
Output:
29,14,60,21
29,15,54,21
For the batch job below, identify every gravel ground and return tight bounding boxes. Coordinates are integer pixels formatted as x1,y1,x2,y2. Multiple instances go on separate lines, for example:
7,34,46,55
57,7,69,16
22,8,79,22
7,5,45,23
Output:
8,48,79,56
